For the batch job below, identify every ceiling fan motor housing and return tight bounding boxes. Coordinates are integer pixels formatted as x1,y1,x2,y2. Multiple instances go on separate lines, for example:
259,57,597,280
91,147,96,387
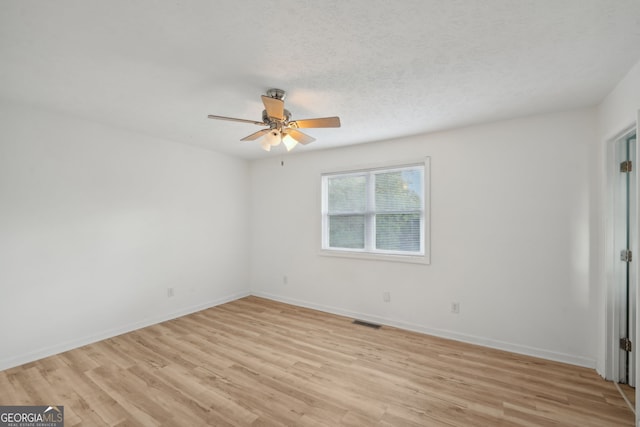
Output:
262,109,291,126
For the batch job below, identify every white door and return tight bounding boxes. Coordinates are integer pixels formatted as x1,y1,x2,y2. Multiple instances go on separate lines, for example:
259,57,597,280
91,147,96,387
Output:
628,131,636,388
618,130,637,386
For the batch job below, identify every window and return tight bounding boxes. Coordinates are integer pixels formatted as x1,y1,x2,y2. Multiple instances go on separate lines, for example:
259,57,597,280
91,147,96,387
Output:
321,160,429,263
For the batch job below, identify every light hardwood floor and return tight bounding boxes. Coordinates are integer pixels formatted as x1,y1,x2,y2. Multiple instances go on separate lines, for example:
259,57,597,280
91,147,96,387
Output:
0,296,634,426
619,383,636,413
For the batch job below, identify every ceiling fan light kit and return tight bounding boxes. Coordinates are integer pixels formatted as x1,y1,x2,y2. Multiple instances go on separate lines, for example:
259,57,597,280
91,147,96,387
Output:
208,88,340,152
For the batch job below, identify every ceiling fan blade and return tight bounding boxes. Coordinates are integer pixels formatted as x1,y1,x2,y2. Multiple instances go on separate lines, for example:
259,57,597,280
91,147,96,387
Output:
261,95,284,120
240,129,270,141
290,116,341,129
208,115,265,126
286,128,316,145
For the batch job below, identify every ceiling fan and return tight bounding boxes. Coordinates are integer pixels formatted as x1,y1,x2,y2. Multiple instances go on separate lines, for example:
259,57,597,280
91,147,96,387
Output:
208,88,341,152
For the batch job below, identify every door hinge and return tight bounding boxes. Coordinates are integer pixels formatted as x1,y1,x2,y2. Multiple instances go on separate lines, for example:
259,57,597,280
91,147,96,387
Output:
620,160,633,173
620,337,633,352
621,249,633,262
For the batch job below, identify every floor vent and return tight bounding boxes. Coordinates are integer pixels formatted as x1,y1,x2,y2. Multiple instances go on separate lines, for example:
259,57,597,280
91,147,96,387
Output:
353,319,381,329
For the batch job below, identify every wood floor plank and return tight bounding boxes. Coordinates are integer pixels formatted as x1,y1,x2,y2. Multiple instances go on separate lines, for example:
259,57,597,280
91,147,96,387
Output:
0,296,634,426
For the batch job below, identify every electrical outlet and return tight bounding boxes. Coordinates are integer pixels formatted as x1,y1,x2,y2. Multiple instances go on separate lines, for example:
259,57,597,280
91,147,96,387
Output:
167,288,174,298
383,291,391,302
451,302,460,314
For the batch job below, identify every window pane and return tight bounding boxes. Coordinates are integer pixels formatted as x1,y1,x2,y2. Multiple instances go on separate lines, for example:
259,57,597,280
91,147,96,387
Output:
329,215,365,249
328,175,367,213
376,213,421,252
375,169,422,212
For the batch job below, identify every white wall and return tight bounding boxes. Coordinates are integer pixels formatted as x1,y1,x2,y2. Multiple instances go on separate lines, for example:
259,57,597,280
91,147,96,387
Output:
0,100,251,370
598,60,640,141
250,108,599,367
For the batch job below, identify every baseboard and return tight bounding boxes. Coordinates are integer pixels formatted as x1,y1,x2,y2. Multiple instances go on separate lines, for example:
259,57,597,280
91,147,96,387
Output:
2,289,596,372
0,290,250,371
252,291,596,369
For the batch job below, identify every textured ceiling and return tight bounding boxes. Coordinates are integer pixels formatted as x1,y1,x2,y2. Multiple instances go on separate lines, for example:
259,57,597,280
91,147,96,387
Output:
1,1,640,160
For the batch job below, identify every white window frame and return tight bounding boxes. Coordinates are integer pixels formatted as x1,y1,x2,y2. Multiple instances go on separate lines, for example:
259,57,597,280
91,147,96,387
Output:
320,158,430,264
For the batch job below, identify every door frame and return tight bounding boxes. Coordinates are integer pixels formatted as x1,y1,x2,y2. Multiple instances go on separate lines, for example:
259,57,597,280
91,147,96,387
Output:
605,124,638,386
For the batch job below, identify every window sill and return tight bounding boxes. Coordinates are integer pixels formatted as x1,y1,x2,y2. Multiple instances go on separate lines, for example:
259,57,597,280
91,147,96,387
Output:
319,249,430,265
